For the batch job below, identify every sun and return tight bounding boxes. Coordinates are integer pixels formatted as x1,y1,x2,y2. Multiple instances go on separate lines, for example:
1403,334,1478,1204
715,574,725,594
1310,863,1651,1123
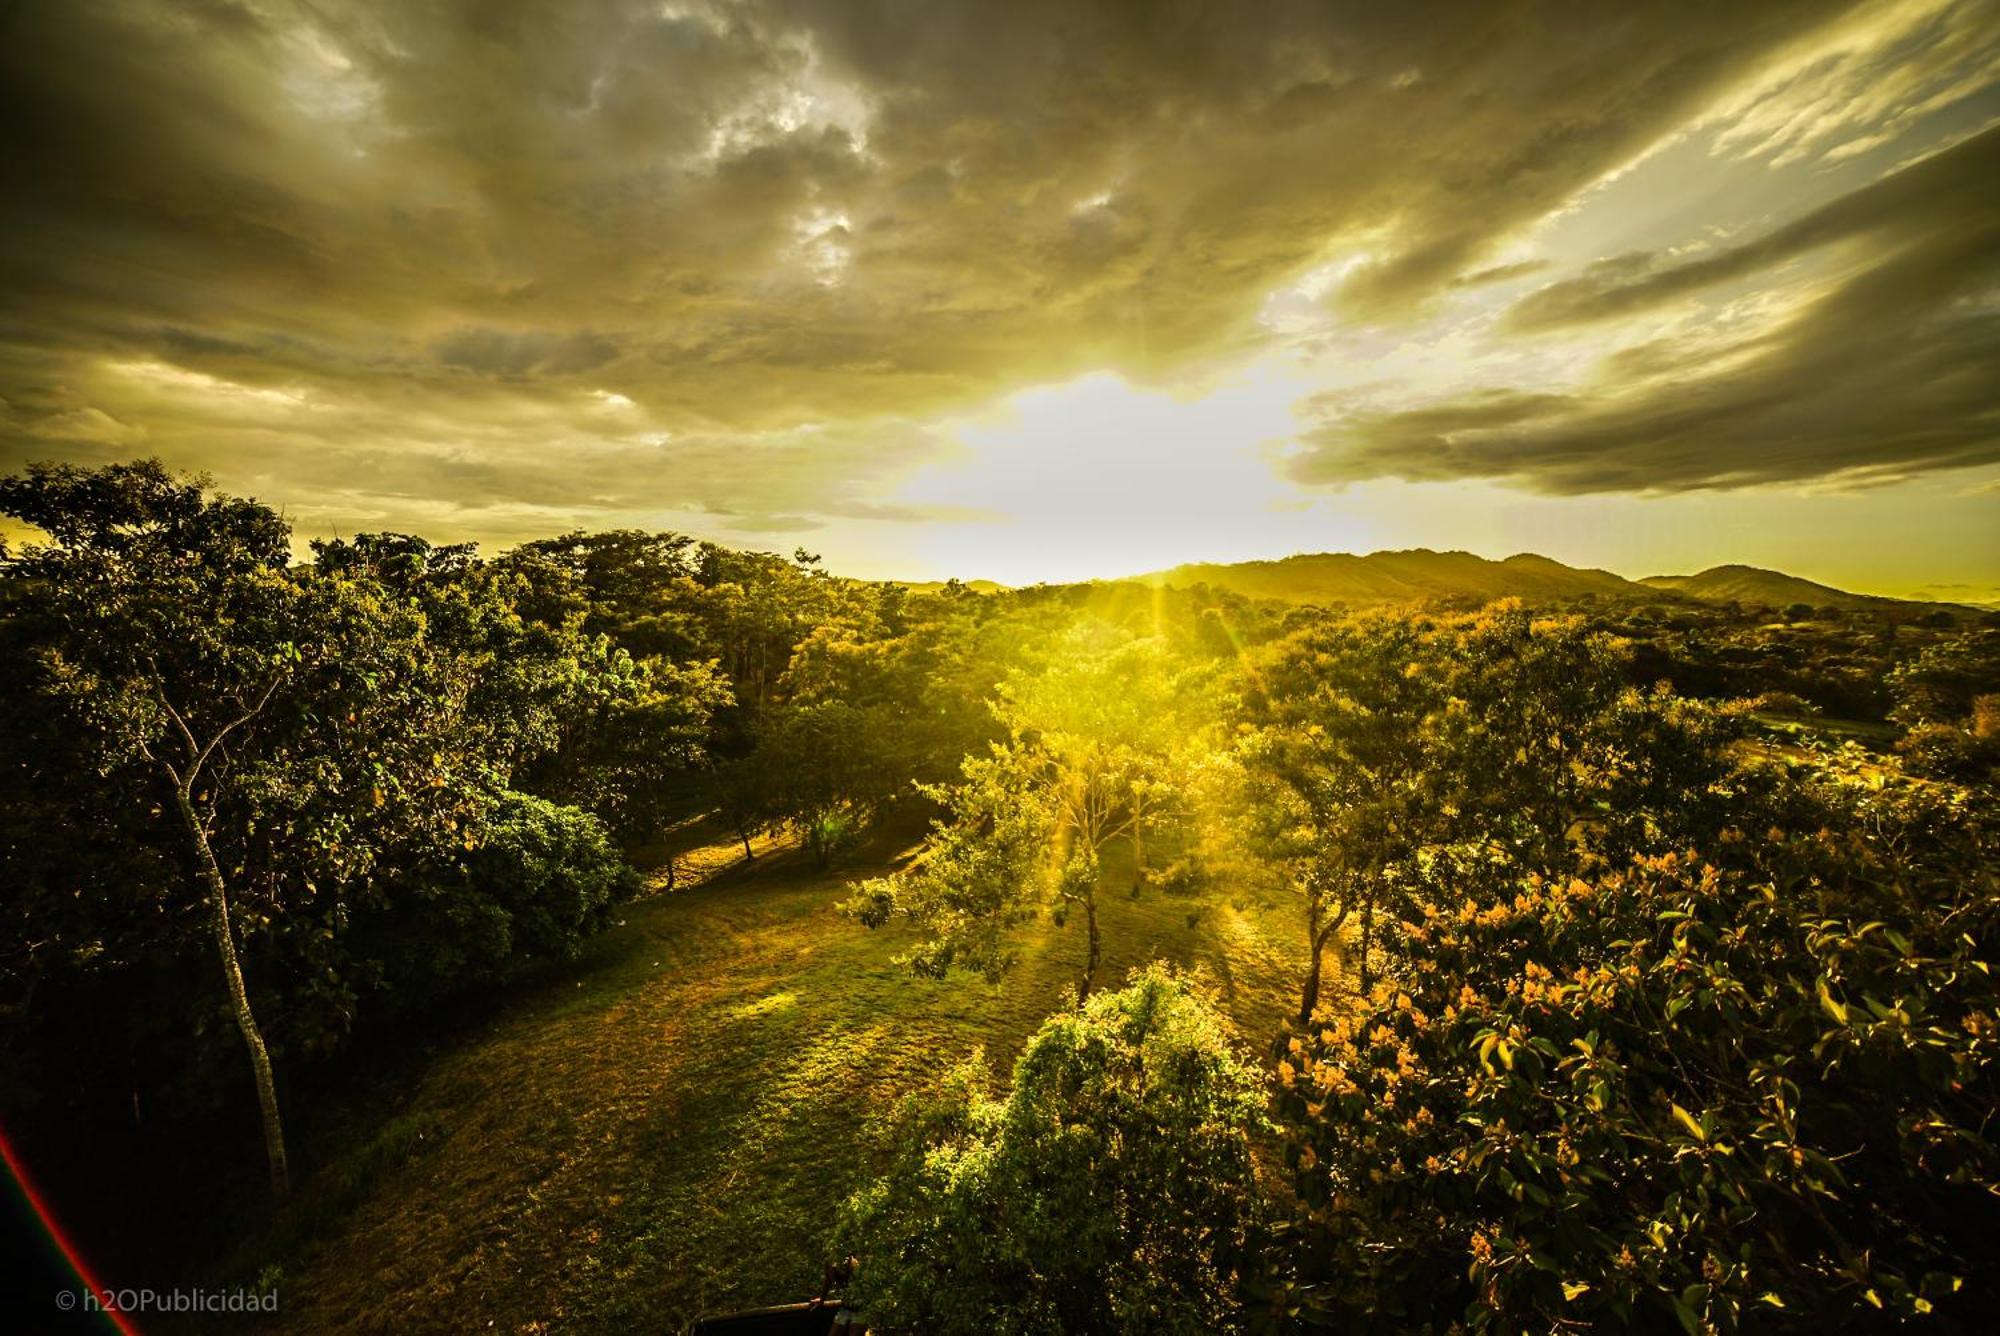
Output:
893,369,1380,585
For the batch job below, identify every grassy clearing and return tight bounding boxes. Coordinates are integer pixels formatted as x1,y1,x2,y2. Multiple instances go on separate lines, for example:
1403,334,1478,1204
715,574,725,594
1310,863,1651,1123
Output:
255,817,1308,1334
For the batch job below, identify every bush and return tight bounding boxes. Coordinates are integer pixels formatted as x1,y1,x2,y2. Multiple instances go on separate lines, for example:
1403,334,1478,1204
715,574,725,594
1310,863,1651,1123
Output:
838,966,1267,1335
1151,857,1210,898
360,792,635,1008
1274,778,2000,1332
1751,690,1820,720
1896,722,1997,783
472,791,636,956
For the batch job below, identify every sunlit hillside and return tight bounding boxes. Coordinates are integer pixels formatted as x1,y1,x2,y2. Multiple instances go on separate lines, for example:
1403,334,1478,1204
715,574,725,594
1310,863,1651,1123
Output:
1140,549,1644,605
1141,551,1976,615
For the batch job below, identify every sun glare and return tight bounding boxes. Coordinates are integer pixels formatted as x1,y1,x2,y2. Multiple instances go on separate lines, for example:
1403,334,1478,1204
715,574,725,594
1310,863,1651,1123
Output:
896,370,1378,585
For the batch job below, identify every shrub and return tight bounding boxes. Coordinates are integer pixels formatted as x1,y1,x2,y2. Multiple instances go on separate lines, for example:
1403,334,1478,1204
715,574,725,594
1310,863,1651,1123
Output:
1751,690,1820,720
470,791,636,957
1151,857,1210,898
1896,722,1997,783
838,966,1267,1335
1274,779,2000,1332
359,792,635,1007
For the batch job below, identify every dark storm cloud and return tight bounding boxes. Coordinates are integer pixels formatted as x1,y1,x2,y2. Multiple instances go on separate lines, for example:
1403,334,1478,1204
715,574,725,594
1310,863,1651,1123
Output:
1292,123,2000,493
0,0,1993,532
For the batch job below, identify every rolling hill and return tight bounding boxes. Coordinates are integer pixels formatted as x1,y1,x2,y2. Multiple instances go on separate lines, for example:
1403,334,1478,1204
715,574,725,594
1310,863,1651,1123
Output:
1639,564,1919,611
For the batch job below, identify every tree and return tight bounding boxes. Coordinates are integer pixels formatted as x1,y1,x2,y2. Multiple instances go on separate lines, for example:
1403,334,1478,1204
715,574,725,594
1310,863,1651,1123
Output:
342,532,730,845
855,622,1226,1000
521,651,727,844
846,745,1055,982
1234,608,1446,1018
1,463,323,1200
0,462,564,1201
753,700,898,866
837,967,1266,1335
1237,603,1739,1024
989,630,1203,992
495,529,706,661
1886,633,2000,728
1886,633,2000,781
354,793,636,1008
776,588,1016,793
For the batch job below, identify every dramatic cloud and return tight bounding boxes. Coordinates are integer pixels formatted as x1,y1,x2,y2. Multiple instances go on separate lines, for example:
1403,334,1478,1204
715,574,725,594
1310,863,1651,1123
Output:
0,0,1995,555
1501,124,1998,334
1294,121,2000,492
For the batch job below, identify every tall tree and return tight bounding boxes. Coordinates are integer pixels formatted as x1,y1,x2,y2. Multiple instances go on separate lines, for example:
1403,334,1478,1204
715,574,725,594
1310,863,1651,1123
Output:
1237,602,1738,1023
847,746,1055,983
1235,609,1442,1018
0,463,575,1200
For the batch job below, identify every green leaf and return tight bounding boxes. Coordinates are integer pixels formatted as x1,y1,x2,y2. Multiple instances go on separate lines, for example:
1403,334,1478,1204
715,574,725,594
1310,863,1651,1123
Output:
1816,977,1848,1024
1670,1103,1706,1143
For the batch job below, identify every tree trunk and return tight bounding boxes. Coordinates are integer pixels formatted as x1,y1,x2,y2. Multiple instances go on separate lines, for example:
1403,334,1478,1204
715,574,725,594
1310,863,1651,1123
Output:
739,827,755,862
1359,895,1375,995
1299,906,1348,1025
173,787,290,1204
128,1042,144,1132
1300,924,1327,1025
1079,896,1101,1002
1130,795,1145,889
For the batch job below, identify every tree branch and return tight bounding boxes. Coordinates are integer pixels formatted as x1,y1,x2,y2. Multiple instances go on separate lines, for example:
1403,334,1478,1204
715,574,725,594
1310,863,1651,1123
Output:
151,669,200,766
191,671,284,781
136,735,183,792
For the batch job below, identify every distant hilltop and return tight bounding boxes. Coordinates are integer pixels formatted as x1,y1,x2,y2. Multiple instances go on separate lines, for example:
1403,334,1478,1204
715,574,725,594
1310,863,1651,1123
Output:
1636,564,1938,611
1111,549,1972,614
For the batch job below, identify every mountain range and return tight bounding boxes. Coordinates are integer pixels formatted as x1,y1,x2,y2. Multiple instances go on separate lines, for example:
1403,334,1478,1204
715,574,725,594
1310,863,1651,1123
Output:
1127,550,1964,613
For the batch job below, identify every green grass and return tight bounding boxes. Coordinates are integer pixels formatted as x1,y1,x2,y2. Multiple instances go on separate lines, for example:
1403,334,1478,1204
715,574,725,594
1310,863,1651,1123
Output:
1749,712,1899,745
256,818,1308,1333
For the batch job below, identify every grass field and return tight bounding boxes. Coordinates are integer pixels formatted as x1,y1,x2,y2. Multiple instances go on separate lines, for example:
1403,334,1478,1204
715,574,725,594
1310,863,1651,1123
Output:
250,816,1309,1334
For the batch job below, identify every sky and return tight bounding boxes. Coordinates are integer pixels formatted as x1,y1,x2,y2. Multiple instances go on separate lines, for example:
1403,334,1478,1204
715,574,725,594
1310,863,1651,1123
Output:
1,1,1997,598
